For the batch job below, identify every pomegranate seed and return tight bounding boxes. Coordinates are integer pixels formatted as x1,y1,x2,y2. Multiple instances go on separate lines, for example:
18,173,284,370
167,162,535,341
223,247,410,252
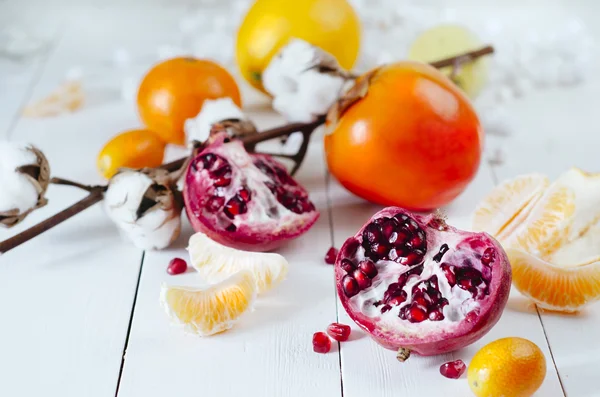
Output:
406,219,419,232
353,269,372,289
407,304,427,323
465,310,479,323
441,264,456,285
388,291,407,306
394,214,409,223
324,247,338,265
312,332,331,353
380,219,397,240
342,275,359,297
238,187,251,202
399,251,424,266
327,323,351,341
433,244,450,262
199,153,217,169
428,310,444,321
371,243,389,257
358,259,378,278
205,195,225,212
167,258,187,275
381,304,392,313
439,360,466,379
394,230,410,245
225,224,237,232
388,231,398,244
409,235,424,249
481,247,496,266
340,259,355,273
363,223,382,244
224,196,247,219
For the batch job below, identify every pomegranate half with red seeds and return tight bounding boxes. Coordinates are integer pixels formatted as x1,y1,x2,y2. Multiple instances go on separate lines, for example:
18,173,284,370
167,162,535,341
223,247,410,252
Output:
184,133,319,251
335,207,511,359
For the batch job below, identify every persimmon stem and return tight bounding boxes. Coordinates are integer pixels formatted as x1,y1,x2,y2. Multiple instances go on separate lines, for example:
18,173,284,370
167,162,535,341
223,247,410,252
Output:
0,46,494,256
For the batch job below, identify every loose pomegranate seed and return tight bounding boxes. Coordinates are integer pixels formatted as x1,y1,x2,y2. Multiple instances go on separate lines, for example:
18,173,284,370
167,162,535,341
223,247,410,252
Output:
358,259,378,278
353,269,372,289
439,359,466,379
342,275,359,297
167,258,187,275
324,247,338,265
341,259,355,273
312,332,331,353
327,323,351,341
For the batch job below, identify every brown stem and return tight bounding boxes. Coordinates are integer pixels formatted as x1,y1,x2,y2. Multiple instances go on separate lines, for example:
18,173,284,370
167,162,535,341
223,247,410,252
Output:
0,188,104,254
0,46,494,255
429,45,494,69
50,177,105,193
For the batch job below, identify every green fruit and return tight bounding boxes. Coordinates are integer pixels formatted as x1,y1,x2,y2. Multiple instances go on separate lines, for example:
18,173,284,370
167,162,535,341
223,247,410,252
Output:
408,24,489,99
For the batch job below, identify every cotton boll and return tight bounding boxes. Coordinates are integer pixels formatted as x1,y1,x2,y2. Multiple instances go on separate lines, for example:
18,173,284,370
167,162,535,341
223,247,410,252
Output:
185,98,251,144
0,142,50,227
263,38,352,122
104,169,183,250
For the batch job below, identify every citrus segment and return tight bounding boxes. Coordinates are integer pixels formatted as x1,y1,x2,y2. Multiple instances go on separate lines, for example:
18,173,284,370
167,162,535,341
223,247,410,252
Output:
511,184,575,258
472,173,549,238
188,232,288,293
160,270,256,336
553,167,600,242
509,248,600,312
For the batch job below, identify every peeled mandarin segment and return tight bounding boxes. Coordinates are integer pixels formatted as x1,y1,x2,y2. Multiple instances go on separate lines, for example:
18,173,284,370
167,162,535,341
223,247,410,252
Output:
188,232,288,293
552,167,600,242
509,248,600,312
472,173,549,238
550,221,600,267
510,184,575,258
160,270,256,336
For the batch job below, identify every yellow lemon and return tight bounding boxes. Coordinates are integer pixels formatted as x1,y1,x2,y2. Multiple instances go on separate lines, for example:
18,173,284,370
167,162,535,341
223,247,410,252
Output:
468,337,546,397
236,0,361,93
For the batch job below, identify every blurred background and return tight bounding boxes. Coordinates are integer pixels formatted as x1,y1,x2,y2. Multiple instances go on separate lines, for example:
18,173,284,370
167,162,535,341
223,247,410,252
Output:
1,0,598,142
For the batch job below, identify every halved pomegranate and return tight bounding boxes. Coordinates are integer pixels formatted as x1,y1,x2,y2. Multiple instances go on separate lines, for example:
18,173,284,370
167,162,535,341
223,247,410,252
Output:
335,207,511,358
184,133,319,251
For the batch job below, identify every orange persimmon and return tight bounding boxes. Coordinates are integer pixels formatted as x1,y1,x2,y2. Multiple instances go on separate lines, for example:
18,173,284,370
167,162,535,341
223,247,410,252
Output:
324,61,483,211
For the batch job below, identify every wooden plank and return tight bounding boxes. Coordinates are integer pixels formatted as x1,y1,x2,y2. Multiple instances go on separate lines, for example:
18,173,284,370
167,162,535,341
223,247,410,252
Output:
0,15,144,397
492,81,600,396
117,117,342,397
330,165,564,396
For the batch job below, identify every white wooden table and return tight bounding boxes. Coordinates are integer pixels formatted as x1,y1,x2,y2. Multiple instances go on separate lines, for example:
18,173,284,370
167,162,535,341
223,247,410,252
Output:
1,1,599,396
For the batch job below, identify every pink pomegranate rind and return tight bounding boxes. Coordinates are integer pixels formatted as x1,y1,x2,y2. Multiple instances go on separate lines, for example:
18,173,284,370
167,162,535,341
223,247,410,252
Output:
335,207,511,356
184,133,319,251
